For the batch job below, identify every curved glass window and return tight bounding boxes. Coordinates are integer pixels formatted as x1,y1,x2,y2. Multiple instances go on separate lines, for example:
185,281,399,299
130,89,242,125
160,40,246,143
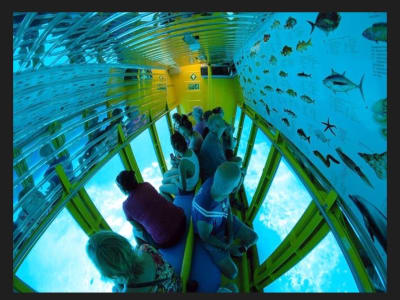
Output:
130,129,163,190
236,114,252,160
16,209,113,292
253,157,312,263
263,232,359,292
155,115,174,170
242,130,272,205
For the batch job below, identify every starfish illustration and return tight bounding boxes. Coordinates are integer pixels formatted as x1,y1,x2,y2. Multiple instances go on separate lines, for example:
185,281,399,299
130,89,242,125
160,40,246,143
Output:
322,118,336,136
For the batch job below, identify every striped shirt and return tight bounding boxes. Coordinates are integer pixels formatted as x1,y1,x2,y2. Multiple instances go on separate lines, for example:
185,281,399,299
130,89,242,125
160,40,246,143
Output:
192,176,230,235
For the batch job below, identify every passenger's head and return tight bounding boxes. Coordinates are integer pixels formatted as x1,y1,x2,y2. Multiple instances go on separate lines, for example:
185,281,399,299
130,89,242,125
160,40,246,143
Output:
203,110,213,122
116,170,138,195
86,230,144,285
212,162,242,198
207,114,226,137
178,114,193,137
192,106,204,122
171,131,188,155
212,107,224,118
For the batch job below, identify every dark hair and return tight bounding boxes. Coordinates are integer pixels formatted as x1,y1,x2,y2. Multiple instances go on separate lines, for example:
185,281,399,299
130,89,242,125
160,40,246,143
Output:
172,113,181,123
203,110,212,121
171,132,188,154
212,107,223,115
116,170,138,192
180,114,193,133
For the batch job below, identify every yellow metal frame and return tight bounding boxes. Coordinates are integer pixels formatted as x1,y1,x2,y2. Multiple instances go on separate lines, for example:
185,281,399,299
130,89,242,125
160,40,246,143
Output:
13,274,35,293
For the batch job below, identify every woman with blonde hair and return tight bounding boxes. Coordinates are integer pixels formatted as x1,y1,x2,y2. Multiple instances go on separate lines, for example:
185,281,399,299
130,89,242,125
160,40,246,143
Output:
86,230,182,293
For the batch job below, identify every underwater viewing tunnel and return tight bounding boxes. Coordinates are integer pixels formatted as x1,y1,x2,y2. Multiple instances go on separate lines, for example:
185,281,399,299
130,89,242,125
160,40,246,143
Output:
13,12,387,293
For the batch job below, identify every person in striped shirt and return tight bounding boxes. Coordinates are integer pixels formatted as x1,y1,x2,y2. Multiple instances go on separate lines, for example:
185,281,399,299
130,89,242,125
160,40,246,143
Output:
191,162,258,279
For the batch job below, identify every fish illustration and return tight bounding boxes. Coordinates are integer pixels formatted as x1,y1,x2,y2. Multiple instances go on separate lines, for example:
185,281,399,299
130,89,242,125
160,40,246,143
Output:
248,66,252,73
358,151,387,180
297,72,312,78
313,150,340,167
281,45,293,56
253,100,257,105
271,20,280,29
260,99,265,104
296,39,312,52
349,194,387,251
260,90,266,96
323,69,366,107
284,108,297,118
276,88,284,94
264,34,271,42
307,12,341,35
265,103,270,115
279,70,288,77
297,129,310,143
336,148,373,188
250,41,261,57
264,85,273,92
247,78,252,83
243,77,247,83
362,22,387,43
256,75,260,80
284,17,297,29
269,55,277,65
272,108,278,112
263,69,270,74
282,118,290,126
314,130,330,143
300,94,315,104
255,61,261,67
286,89,297,97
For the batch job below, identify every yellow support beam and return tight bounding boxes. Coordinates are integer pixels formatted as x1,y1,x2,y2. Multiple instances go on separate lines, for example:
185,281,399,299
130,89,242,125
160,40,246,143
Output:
148,121,168,174
117,124,144,183
55,164,111,236
13,275,35,293
180,218,194,292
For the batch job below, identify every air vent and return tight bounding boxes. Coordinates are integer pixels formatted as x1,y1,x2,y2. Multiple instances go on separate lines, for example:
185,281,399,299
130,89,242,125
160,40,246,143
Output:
200,64,237,78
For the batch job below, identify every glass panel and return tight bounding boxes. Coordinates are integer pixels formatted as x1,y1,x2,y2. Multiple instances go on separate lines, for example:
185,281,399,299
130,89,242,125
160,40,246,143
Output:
263,232,359,292
155,115,174,170
85,154,136,247
242,130,272,205
253,157,312,263
130,129,163,190
233,106,242,138
170,107,178,117
15,208,113,292
236,114,252,160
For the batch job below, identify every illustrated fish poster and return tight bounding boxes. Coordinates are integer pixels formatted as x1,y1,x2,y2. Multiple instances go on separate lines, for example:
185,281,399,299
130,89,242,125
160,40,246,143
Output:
234,12,387,262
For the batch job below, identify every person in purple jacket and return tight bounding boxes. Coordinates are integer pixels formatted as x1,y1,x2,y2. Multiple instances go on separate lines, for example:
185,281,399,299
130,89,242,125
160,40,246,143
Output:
116,170,186,249
192,162,258,279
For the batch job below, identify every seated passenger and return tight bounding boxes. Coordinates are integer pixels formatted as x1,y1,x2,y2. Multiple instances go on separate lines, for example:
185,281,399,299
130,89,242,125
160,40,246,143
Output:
86,230,182,293
201,110,213,139
198,114,227,181
116,170,186,249
192,106,207,137
159,132,199,199
192,162,258,279
222,124,237,161
176,114,203,154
